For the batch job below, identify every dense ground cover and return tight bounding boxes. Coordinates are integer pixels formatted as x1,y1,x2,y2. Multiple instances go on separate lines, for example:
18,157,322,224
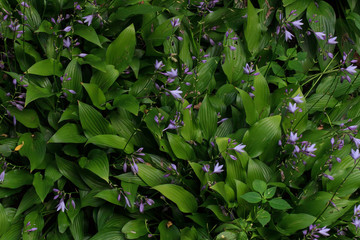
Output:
1,0,360,239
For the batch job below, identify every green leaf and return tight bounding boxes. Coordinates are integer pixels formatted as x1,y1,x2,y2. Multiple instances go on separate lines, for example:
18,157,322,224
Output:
240,192,262,203
253,70,270,119
69,211,84,240
252,179,267,194
84,149,109,182
7,107,40,128
269,198,292,210
0,220,22,240
89,229,125,240
264,187,276,199
196,58,218,93
23,211,44,240
82,83,106,110
167,132,196,161
247,159,273,184
63,59,83,102
257,209,271,227
277,214,316,235
74,24,102,47
0,169,33,189
48,123,87,143
158,220,180,240
95,189,122,206
137,164,169,187
33,172,53,202
211,182,235,205
90,65,119,93
111,4,162,20
245,0,261,54
58,211,70,234
18,132,46,171
149,18,180,46
180,227,198,240
113,94,139,115
153,184,198,213
35,20,53,34
27,58,63,76
55,155,89,190
106,24,136,73
237,88,258,125
206,205,232,222
243,115,281,158
86,135,134,154
222,30,246,83
0,204,10,236
15,188,41,217
121,218,147,239
198,95,217,140
78,101,114,138
25,82,54,107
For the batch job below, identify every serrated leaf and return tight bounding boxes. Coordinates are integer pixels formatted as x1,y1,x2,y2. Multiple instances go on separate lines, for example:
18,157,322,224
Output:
153,184,198,213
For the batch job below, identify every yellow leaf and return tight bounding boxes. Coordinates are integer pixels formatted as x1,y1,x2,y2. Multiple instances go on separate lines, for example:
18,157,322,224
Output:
15,141,24,151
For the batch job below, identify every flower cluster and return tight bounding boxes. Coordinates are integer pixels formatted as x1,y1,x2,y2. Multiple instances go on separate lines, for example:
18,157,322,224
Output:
123,148,145,175
303,224,330,239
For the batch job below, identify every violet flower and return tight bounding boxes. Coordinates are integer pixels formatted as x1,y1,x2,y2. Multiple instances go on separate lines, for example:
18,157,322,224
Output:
168,87,183,100
314,31,326,40
56,198,67,212
287,102,298,113
345,65,357,75
327,36,337,45
284,29,294,42
231,143,246,154
351,149,360,162
0,170,5,182
63,37,71,48
82,15,94,26
212,163,224,174
63,26,72,32
171,18,180,27
292,94,303,103
154,60,164,70
291,19,303,29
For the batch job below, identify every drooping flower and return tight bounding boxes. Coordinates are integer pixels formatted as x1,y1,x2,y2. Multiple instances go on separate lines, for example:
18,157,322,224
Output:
327,36,338,45
63,37,71,48
353,217,360,230
314,31,326,40
323,174,334,180
202,164,210,172
284,29,294,42
168,87,182,100
291,19,303,29
63,26,72,32
354,205,360,216
351,149,360,162
0,170,5,182
212,163,224,174
345,65,357,75
232,143,246,154
163,68,178,79
171,18,180,27
154,60,164,70
82,15,94,26
292,94,303,103
288,132,299,143
317,226,331,236
56,198,67,212
243,63,255,75
351,137,360,148
287,102,298,113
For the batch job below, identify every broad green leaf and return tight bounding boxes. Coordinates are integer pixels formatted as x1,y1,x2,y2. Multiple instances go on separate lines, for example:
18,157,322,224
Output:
180,227,198,240
63,59,83,102
114,173,147,186
48,123,87,143
137,164,169,187
111,4,162,20
74,24,102,47
35,20,53,34
106,24,136,73
55,155,89,190
33,172,53,202
23,211,44,240
240,192,262,203
237,88,258,125
0,220,22,240
222,30,246,83
149,18,180,46
247,159,273,184
69,211,84,240
82,83,106,110
7,107,40,128
0,169,33,189
81,54,107,72
215,232,237,240
253,70,270,119
58,211,70,233
27,58,63,76
243,115,281,158
90,65,119,93
206,205,232,222
84,149,109,182
269,198,292,210
113,94,139,115
198,95,217,140
121,218,147,239
158,220,180,240
15,188,41,217
86,135,134,154
277,214,316,235
211,182,235,205
257,209,271,227
78,101,114,138
167,132,196,161
285,0,312,22
196,58,218,93
89,229,125,240
25,82,54,106
18,132,46,171
153,184,198,213
306,94,337,114
95,189,122,206
264,187,276,199
252,179,267,194
66,199,81,223
245,0,261,54
0,204,10,236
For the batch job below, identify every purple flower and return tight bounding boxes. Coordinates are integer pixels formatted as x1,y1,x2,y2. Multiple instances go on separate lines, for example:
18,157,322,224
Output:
354,205,360,216
229,154,237,160
0,170,5,182
56,198,67,212
327,36,337,45
21,2,30,7
25,228,38,232
353,217,360,230
146,198,154,206
63,26,72,32
163,68,178,79
351,149,360,162
63,37,71,48
287,102,298,113
284,29,294,42
317,226,330,236
292,94,303,103
243,63,255,75
306,143,317,154
289,132,299,143
291,19,303,29
202,164,210,172
78,53,88,58
323,174,334,180
229,46,236,51
139,202,144,213
154,60,164,70
351,137,360,148
314,31,326,40
171,18,180,27
212,163,224,174
345,65,357,75
232,143,246,153
168,87,182,100
82,15,94,26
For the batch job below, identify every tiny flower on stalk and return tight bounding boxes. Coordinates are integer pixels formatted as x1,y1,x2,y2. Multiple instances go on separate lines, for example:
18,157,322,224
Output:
292,94,303,103
327,36,338,45
154,60,165,70
82,15,94,26
351,149,360,162
287,102,299,113
167,87,183,100
171,18,180,27
211,163,224,174
291,19,303,29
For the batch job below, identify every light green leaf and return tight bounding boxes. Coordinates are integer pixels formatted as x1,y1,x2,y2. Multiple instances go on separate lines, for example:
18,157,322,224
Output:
240,192,262,203
106,24,136,73
277,214,316,235
122,218,147,239
63,59,83,102
113,94,139,115
137,164,169,187
18,132,46,171
74,24,102,47
253,70,270,119
48,123,87,143
8,107,40,128
257,209,271,227
252,179,267,194
25,82,54,107
153,184,198,213
23,211,44,240
90,65,119,93
167,132,196,161
82,83,106,110
58,211,70,234
0,169,33,189
86,135,134,154
245,0,261,54
269,198,292,210
84,149,109,182
237,88,258,125
198,95,217,140
27,58,63,76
